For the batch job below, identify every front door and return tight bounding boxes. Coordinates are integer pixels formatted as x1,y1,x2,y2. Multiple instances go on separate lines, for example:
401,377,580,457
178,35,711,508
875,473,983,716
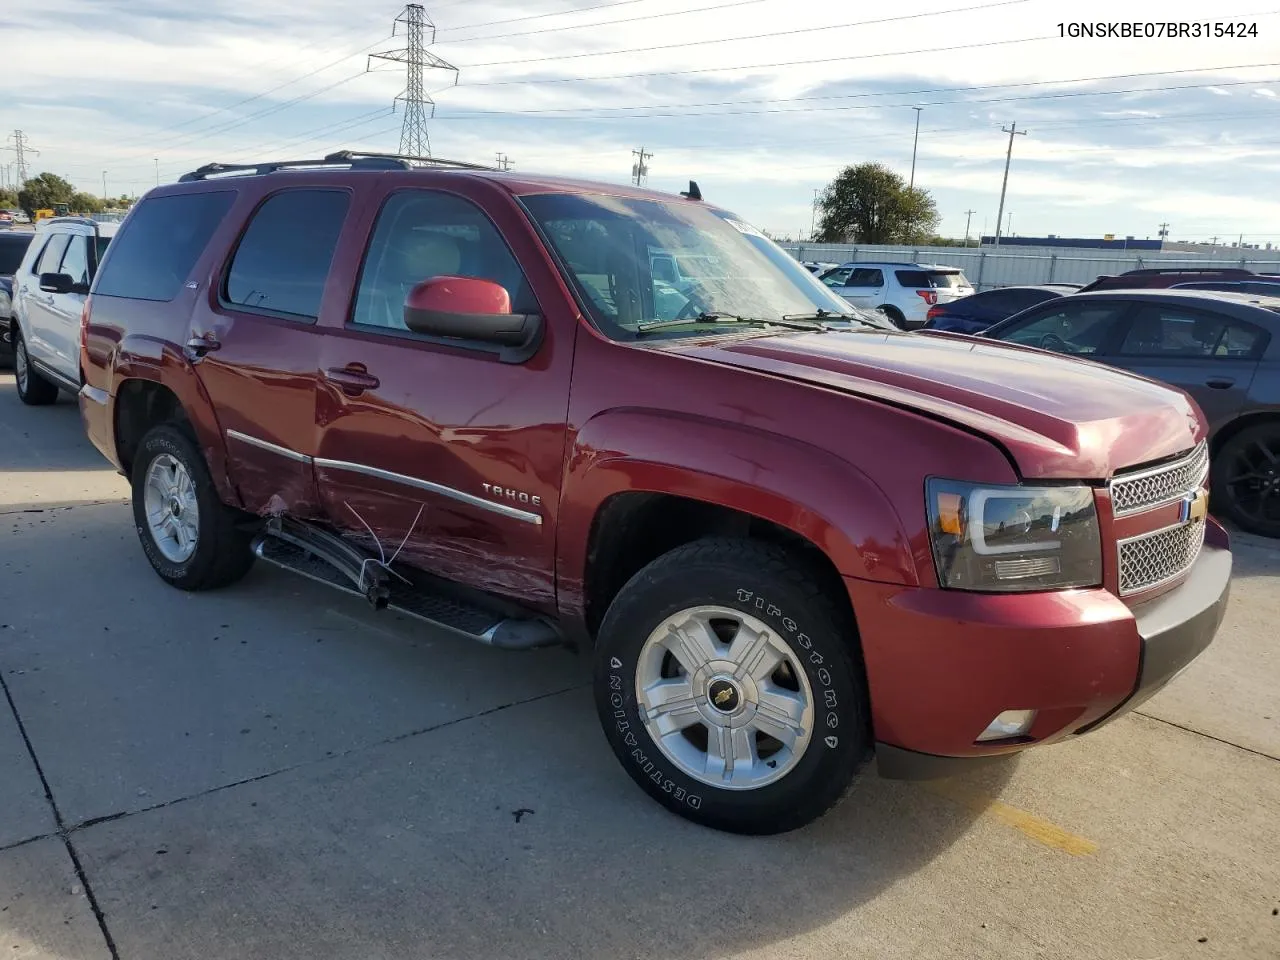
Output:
188,183,355,517
1104,302,1262,433
312,185,574,612
19,232,71,369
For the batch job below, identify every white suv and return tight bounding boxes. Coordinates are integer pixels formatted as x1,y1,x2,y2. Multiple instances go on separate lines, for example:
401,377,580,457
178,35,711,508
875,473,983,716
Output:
819,261,974,329
11,217,118,404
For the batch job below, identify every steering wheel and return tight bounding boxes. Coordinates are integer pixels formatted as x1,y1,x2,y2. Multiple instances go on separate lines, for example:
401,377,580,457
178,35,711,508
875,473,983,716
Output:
1039,332,1068,351
675,298,702,321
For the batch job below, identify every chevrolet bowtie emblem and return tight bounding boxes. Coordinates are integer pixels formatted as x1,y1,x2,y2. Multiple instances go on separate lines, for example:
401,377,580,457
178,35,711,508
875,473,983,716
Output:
714,688,734,706
1180,489,1209,524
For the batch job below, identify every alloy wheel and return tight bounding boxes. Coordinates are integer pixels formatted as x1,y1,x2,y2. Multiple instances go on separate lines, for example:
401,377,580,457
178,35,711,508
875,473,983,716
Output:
1223,434,1280,529
635,604,814,790
143,454,201,563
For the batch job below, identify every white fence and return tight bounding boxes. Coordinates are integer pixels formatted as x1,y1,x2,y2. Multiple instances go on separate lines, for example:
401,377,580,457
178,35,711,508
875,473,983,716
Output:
780,243,1280,291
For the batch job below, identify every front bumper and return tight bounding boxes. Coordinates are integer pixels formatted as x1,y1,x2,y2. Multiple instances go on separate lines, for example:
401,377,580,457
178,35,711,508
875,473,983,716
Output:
851,520,1232,780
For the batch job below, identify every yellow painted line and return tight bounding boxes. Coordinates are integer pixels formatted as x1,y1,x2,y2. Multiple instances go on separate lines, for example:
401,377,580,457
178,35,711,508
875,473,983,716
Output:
923,780,1099,857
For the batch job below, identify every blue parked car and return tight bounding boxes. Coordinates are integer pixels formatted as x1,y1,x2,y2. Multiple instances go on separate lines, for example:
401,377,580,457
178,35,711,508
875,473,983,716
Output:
923,283,1080,334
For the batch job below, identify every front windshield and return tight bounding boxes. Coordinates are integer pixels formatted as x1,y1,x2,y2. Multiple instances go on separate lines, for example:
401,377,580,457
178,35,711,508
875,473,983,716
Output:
519,193,861,338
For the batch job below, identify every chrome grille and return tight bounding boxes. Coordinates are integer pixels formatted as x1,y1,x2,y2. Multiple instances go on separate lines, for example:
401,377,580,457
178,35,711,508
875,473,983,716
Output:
1109,442,1209,516
1118,519,1206,596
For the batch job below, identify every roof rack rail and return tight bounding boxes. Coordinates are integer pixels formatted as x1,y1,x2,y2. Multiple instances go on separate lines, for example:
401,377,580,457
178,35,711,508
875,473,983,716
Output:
178,149,495,182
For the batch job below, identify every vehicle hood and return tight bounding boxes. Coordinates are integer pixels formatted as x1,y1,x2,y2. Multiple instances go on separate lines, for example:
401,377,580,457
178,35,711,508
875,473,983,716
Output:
658,328,1205,480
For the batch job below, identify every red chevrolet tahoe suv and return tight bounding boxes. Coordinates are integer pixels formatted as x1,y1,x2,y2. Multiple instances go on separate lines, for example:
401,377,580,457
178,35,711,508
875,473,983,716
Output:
77,150,1232,835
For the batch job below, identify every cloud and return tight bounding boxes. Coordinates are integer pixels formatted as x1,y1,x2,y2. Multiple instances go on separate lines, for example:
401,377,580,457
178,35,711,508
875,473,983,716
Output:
3,0,1279,243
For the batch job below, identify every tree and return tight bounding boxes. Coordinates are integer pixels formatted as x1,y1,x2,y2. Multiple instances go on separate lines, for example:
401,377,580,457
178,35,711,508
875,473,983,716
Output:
815,162,940,245
16,172,76,218
0,187,17,210
70,192,104,214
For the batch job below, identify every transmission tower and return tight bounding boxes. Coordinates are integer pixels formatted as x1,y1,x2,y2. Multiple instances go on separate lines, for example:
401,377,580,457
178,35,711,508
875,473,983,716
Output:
368,4,458,158
495,152,512,171
4,130,38,186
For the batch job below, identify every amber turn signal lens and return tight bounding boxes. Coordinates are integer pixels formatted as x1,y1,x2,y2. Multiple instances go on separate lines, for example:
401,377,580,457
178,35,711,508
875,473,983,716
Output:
936,492,965,536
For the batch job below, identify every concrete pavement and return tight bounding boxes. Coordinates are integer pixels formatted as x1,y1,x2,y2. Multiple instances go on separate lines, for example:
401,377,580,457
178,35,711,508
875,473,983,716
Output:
1,373,1278,959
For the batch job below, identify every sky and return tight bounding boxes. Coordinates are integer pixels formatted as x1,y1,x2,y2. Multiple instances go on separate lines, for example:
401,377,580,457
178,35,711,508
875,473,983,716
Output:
3,0,1279,244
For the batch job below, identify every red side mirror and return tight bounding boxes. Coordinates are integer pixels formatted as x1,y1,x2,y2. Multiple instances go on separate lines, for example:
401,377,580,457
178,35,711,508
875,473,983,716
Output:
405,275,511,322
402,276,542,355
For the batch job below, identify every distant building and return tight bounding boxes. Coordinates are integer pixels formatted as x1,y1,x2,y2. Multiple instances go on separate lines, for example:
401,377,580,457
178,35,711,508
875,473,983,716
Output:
978,235,1163,251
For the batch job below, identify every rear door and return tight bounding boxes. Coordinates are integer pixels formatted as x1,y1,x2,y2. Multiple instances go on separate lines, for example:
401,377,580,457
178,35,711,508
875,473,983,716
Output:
187,182,358,517
1106,302,1264,431
827,267,885,308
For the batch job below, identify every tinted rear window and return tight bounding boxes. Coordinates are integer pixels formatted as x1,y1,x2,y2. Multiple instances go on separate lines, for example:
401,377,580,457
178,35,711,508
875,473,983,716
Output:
896,269,967,288
0,235,32,274
223,189,349,320
94,191,235,302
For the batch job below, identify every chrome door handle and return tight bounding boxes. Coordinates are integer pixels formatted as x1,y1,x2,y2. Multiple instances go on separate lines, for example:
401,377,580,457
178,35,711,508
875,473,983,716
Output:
324,365,380,396
185,334,220,358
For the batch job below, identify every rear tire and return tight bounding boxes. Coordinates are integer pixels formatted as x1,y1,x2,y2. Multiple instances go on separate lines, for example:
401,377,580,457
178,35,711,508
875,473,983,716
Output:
1212,422,1280,538
593,537,871,835
131,423,256,590
13,329,59,405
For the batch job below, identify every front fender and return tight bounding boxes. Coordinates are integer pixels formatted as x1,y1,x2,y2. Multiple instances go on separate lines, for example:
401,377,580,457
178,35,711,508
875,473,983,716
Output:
556,409,918,621
110,335,239,505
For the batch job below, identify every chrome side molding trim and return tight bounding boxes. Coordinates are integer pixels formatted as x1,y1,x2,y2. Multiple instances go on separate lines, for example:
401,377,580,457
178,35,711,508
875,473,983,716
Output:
313,457,544,526
226,429,313,464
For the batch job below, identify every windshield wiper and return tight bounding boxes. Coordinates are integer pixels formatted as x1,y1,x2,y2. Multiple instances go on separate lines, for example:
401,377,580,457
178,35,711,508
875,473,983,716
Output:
635,312,762,333
783,309,891,331
634,313,834,335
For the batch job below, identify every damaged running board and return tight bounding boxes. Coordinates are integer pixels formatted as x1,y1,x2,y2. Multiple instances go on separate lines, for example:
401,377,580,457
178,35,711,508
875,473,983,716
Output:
250,521,562,651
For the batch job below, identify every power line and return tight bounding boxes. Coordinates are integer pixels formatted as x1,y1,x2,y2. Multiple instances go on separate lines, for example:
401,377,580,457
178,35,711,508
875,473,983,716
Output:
437,0,768,45
370,4,460,157
449,62,1280,114
458,0,1038,68
434,75,1280,121
435,0,652,34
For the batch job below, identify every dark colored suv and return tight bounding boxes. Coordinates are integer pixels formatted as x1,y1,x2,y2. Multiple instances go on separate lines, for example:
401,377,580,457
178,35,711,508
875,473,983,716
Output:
977,289,1280,538
76,151,1231,834
1078,267,1259,293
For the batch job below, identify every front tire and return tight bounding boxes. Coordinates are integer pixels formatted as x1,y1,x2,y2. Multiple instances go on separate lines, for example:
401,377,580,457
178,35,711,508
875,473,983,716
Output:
593,537,871,835
13,328,59,405
131,423,256,590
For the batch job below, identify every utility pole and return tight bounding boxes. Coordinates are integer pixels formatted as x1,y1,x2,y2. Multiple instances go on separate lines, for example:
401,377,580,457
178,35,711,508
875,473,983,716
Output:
494,152,512,171
1158,221,1170,247
963,209,976,247
810,188,820,240
368,4,459,158
992,123,1026,248
1007,211,1013,237
909,106,923,190
631,147,652,186
102,170,108,203
4,130,38,186
154,158,160,187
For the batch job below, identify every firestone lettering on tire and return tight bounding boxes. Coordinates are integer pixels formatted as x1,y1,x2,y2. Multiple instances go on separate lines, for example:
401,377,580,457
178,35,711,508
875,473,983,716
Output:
739,587,841,747
610,670,701,809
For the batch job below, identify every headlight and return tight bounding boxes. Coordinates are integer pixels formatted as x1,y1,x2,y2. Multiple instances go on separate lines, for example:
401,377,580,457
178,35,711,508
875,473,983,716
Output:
926,479,1102,592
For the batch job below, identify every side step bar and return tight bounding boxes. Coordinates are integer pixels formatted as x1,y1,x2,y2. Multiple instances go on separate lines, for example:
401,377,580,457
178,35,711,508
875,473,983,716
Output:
250,520,562,651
